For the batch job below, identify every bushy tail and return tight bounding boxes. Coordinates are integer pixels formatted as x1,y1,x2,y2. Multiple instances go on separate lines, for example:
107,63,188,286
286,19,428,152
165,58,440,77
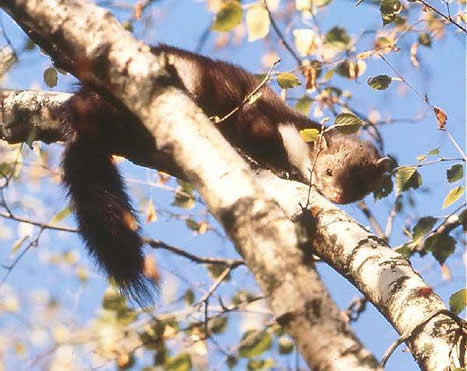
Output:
62,138,156,304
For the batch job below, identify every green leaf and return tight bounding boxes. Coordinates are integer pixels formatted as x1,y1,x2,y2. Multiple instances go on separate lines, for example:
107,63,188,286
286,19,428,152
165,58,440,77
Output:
139,322,167,352
173,193,195,209
102,289,127,311
116,307,138,326
396,242,415,258
276,72,301,89
174,180,195,209
380,0,402,25
428,147,440,155
212,1,242,32
324,26,351,50
165,353,192,371
374,174,394,200
294,95,313,115
232,290,255,305
185,219,199,231
446,164,464,183
278,337,294,354
449,289,466,315
424,234,456,265
442,186,465,209
209,316,228,334
333,113,363,134
247,358,275,370
270,323,284,336
395,167,422,194
239,330,272,358
183,290,195,305
460,209,467,232
299,128,320,142
368,75,392,90
154,347,168,365
412,217,437,241
418,33,432,47
0,162,13,177
227,355,238,368
177,179,194,194
336,60,367,80
246,5,270,41
325,86,342,97
43,67,57,88
206,263,230,281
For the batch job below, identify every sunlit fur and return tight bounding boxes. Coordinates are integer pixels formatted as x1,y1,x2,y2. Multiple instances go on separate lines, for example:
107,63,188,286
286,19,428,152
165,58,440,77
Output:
61,45,386,303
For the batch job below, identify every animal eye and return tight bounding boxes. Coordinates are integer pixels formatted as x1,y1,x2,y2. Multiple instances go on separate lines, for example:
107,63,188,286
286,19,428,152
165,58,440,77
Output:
326,168,333,176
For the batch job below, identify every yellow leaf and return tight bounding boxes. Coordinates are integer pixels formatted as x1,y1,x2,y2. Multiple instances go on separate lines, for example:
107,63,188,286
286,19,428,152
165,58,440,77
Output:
277,72,301,89
246,5,270,41
440,264,451,281
357,50,375,59
296,0,312,11
43,67,57,88
198,221,209,234
300,128,320,142
145,199,157,223
265,0,280,11
49,206,71,226
293,29,319,56
442,186,465,209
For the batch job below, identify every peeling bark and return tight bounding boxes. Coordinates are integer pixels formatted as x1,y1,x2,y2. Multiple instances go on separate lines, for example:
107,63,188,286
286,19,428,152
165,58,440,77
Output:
1,1,464,370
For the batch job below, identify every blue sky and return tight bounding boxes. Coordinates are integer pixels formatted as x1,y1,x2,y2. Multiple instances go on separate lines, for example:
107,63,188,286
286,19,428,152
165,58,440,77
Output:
0,0,465,369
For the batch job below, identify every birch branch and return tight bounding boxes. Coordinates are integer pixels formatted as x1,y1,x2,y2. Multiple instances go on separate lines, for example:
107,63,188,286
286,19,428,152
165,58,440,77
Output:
1,1,382,369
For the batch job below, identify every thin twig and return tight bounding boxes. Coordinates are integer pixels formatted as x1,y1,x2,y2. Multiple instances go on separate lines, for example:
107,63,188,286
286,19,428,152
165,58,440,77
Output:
426,204,467,239
415,0,467,34
0,211,77,233
442,128,467,162
196,266,233,306
391,157,465,173
0,228,45,286
345,296,368,322
378,53,428,105
357,200,385,238
381,309,467,367
144,238,244,267
214,58,280,125
385,194,402,238
195,24,212,54
263,0,302,66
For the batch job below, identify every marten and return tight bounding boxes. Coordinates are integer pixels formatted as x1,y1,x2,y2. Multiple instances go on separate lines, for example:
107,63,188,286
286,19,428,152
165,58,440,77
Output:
61,44,390,303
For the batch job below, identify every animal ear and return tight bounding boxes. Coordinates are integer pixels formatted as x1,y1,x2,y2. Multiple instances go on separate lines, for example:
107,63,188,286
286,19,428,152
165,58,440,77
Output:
376,157,393,171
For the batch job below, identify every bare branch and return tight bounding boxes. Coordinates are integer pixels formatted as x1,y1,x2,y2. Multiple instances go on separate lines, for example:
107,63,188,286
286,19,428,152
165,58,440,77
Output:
257,172,466,370
1,1,380,369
